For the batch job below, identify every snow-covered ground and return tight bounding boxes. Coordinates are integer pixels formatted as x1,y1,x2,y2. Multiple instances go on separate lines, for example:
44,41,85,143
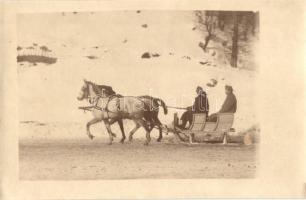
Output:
18,11,258,140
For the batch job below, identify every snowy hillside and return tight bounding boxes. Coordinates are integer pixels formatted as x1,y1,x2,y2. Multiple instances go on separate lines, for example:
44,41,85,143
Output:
18,11,258,138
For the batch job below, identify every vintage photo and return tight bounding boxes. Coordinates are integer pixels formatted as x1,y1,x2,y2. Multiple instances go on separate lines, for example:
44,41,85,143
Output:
18,10,260,180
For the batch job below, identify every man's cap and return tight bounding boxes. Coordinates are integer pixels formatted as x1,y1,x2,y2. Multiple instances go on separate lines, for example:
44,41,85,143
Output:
196,86,207,95
225,85,233,92
196,86,203,91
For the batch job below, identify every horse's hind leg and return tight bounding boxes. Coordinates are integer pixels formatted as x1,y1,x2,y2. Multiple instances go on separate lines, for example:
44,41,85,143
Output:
157,126,163,142
117,119,126,144
128,121,140,142
107,118,118,138
153,114,163,142
86,118,101,140
136,119,151,145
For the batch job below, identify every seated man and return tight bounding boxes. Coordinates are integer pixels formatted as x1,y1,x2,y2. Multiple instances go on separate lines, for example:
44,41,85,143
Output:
208,85,237,122
178,86,209,129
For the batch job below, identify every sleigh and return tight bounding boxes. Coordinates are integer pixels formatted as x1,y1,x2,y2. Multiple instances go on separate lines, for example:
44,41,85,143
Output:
170,113,236,144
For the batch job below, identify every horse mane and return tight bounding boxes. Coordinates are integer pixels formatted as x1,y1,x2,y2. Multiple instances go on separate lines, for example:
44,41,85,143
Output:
86,80,116,96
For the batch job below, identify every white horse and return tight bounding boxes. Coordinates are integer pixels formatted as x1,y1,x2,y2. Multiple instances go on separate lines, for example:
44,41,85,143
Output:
77,80,167,145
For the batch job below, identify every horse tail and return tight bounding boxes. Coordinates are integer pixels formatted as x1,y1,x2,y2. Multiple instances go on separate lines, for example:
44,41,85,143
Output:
156,98,168,115
138,95,168,115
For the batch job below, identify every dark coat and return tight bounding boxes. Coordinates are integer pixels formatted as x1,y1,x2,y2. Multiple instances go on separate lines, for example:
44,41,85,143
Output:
219,92,237,113
192,91,209,115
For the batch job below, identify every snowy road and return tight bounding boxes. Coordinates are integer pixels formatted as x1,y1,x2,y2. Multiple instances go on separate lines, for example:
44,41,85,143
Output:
20,138,257,180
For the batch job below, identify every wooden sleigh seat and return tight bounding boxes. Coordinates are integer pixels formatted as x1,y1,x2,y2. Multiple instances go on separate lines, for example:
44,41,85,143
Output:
173,113,234,144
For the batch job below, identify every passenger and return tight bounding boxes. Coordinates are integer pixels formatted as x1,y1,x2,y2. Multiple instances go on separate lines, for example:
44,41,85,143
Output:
179,86,209,129
208,85,237,122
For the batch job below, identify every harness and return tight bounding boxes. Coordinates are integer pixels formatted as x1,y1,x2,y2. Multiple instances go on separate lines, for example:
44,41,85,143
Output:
91,95,121,119
80,82,151,119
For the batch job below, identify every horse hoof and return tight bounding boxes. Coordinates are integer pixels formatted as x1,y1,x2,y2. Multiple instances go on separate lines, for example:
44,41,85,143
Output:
111,133,116,138
88,135,94,140
120,139,125,144
157,138,162,142
128,137,133,142
144,142,149,146
108,142,113,145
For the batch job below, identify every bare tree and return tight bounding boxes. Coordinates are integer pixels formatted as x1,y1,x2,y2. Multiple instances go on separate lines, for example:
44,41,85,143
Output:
17,46,23,55
242,15,249,41
253,11,260,37
218,12,225,31
196,11,217,52
241,12,256,41
217,11,232,31
230,12,239,68
26,46,35,55
40,46,49,57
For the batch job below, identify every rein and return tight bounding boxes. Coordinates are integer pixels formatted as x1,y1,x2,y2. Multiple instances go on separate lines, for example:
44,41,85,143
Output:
79,82,119,116
80,81,188,115
90,95,120,116
166,106,188,110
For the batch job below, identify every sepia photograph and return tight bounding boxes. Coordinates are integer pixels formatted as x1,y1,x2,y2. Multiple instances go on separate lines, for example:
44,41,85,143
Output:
0,0,305,198
18,10,260,180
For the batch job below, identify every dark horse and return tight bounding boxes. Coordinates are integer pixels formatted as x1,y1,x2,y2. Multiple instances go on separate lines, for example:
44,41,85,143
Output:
77,80,168,144
133,95,168,142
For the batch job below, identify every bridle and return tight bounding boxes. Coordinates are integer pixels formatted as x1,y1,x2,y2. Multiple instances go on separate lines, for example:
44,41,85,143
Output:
83,82,113,110
80,81,121,119
81,83,98,104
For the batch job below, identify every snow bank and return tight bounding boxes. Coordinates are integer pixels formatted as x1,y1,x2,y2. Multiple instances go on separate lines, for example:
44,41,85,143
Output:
18,11,258,140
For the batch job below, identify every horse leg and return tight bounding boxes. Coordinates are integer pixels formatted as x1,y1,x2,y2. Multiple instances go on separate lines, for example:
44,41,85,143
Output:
136,119,151,146
128,121,141,142
117,119,126,144
86,118,101,140
107,118,118,138
103,119,116,145
153,115,163,142
147,118,155,132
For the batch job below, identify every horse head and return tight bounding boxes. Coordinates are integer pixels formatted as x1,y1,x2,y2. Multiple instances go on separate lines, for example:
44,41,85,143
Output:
77,79,91,101
77,79,116,102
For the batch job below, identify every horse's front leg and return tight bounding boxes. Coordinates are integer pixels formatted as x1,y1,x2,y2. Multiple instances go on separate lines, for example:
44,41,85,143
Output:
117,119,126,144
103,119,116,145
86,118,101,140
